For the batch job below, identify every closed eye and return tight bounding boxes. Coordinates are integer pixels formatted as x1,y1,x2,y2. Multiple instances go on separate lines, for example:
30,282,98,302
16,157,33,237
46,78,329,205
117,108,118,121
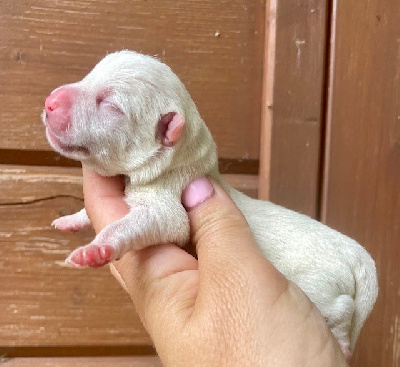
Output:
96,92,124,115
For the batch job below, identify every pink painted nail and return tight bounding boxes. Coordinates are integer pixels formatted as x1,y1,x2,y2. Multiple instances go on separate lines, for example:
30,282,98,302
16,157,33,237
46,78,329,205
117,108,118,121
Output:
182,177,214,211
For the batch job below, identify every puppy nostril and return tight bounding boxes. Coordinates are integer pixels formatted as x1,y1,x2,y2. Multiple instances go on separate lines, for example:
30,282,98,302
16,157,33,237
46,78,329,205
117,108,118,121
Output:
47,103,56,112
45,96,58,113
45,87,73,115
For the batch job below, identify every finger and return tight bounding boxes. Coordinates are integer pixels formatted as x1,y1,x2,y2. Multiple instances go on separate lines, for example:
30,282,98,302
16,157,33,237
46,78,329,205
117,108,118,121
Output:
82,166,129,232
181,177,287,301
182,177,272,269
82,166,199,338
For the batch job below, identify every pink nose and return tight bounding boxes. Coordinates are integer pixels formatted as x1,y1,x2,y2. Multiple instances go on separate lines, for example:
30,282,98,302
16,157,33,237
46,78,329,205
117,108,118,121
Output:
45,87,73,134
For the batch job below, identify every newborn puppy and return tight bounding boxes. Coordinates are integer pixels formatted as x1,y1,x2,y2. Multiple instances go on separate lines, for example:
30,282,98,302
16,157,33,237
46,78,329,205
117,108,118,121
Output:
42,50,378,359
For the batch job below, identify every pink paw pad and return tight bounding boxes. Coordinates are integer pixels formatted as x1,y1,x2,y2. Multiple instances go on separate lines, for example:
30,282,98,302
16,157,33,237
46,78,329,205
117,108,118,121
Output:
66,244,114,268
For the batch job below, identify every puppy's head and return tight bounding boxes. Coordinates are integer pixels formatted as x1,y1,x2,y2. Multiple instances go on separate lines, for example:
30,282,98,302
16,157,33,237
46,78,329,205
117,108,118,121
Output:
42,51,190,175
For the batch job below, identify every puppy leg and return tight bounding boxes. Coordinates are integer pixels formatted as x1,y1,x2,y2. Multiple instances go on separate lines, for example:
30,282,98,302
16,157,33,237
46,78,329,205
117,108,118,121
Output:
325,294,355,362
65,199,189,268
52,208,92,232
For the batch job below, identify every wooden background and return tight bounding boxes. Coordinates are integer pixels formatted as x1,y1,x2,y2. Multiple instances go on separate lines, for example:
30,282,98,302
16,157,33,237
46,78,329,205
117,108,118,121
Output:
0,0,398,366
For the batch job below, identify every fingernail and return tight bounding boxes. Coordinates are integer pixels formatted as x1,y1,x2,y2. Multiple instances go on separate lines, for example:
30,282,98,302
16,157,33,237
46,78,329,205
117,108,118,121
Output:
182,177,214,211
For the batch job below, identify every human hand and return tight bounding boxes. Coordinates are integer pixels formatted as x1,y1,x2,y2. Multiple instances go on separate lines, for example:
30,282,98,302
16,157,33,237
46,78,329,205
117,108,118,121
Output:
82,167,348,366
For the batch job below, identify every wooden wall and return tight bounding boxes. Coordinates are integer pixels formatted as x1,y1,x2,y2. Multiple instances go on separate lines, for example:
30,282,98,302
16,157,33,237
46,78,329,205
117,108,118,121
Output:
264,0,400,365
321,1,400,366
1,0,399,366
261,0,329,218
0,0,262,364
0,0,264,166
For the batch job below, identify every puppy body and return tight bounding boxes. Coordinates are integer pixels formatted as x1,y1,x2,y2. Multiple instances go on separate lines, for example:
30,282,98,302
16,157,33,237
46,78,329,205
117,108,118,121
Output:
43,51,378,358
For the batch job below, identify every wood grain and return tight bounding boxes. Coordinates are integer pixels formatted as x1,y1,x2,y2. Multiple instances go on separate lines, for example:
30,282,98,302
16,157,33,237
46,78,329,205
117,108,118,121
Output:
0,198,148,347
322,1,400,365
0,0,265,160
223,173,259,199
258,0,276,201
265,0,328,217
0,165,258,349
3,357,162,367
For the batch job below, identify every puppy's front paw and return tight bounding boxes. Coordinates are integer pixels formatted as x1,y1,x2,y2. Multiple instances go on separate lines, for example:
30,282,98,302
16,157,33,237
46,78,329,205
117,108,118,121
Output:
66,244,115,268
52,209,92,232
53,216,86,232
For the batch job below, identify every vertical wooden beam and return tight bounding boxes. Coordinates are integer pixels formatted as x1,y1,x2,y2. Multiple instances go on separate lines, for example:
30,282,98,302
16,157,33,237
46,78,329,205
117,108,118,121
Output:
259,0,329,218
259,0,277,201
321,0,400,365
320,0,337,223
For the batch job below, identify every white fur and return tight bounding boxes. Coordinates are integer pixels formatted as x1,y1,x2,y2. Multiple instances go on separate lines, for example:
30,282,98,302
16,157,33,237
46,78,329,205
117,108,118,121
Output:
52,208,91,232
43,51,378,357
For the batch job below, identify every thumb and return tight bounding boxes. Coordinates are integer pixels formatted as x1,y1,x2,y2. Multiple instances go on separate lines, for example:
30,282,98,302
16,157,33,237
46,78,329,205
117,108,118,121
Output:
181,177,286,303
182,177,260,266
111,176,287,361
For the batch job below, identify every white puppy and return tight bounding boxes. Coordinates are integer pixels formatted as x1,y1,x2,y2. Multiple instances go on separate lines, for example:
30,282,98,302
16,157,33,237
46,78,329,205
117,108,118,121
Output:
42,50,378,359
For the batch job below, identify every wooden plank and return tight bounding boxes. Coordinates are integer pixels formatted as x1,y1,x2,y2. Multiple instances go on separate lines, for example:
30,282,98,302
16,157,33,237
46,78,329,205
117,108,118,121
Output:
0,165,258,348
262,0,328,217
3,357,162,367
0,152,260,176
0,0,265,160
0,198,149,347
0,166,258,204
322,1,400,366
258,0,276,201
0,166,83,205
223,174,259,199
0,346,156,358
0,165,142,348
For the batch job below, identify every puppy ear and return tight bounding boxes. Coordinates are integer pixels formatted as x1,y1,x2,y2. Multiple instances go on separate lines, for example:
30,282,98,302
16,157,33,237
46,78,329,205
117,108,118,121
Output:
158,112,185,147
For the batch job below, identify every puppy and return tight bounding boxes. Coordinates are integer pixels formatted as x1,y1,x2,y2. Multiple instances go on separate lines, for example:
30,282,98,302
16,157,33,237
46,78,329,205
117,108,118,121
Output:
42,50,378,359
